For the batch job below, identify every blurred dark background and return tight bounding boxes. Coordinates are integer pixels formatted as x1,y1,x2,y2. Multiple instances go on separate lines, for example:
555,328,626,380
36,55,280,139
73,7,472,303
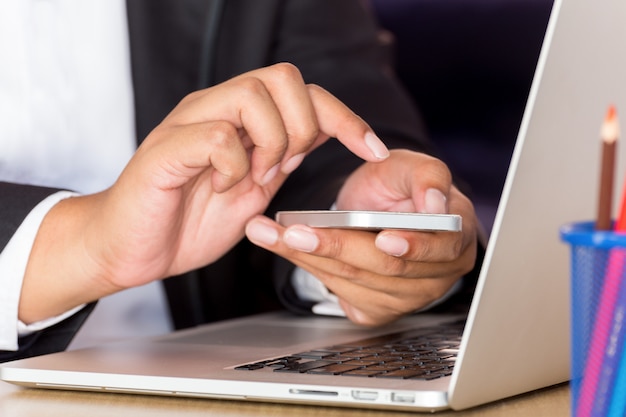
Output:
368,0,554,233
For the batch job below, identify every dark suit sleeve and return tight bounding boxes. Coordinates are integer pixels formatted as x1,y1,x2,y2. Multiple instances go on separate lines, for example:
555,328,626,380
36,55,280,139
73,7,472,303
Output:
0,182,96,362
0,182,62,252
0,304,96,363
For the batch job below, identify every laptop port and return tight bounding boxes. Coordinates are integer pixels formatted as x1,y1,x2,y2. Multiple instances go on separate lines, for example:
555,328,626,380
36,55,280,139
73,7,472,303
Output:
351,390,379,401
391,391,416,404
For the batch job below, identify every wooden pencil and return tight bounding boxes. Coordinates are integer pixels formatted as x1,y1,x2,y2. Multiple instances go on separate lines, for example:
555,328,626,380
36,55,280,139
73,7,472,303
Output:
596,105,619,230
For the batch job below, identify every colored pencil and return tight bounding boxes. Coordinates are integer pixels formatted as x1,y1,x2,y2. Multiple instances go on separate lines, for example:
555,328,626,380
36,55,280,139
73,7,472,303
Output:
596,105,619,230
606,324,626,416
604,141,626,417
591,252,626,416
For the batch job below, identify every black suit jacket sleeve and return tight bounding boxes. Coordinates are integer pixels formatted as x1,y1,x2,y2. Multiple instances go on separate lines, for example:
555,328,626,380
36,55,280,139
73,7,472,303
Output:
0,182,61,252
0,183,98,361
0,303,96,363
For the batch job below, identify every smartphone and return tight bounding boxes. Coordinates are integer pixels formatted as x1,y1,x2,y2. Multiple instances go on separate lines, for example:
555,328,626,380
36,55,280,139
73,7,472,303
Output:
275,210,462,232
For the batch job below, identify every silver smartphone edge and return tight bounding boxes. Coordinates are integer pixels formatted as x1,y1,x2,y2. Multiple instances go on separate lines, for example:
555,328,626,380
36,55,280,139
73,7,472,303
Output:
275,210,462,232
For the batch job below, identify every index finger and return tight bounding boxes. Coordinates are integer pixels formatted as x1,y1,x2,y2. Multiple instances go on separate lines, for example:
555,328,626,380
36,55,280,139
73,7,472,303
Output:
307,84,390,162
235,65,390,166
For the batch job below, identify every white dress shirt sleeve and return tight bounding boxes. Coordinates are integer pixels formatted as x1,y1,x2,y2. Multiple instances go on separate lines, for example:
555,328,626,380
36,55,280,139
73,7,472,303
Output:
0,191,85,351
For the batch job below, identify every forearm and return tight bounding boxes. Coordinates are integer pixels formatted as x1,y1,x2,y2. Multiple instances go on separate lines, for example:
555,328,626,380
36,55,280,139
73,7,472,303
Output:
19,192,118,324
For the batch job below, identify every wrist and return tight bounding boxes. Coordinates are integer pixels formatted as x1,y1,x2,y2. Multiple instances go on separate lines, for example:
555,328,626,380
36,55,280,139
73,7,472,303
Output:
19,193,117,324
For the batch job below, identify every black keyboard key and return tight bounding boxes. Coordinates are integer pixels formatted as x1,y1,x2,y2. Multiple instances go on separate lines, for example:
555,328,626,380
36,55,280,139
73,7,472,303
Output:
341,359,380,366
342,369,385,377
363,364,402,373
306,364,364,375
234,363,265,371
274,359,335,373
292,350,337,359
375,369,431,379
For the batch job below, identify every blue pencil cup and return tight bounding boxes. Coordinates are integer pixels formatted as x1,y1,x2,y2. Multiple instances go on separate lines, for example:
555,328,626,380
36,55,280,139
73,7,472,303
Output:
560,221,626,417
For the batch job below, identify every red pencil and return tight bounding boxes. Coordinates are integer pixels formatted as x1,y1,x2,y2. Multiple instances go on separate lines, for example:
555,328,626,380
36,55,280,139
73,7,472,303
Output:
596,105,619,230
616,170,626,232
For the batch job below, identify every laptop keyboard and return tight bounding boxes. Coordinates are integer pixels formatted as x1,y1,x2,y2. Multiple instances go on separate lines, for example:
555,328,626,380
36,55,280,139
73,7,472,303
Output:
235,319,464,381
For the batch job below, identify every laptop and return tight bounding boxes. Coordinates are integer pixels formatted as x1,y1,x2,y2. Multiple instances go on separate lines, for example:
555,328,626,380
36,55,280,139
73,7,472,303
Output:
3,0,626,411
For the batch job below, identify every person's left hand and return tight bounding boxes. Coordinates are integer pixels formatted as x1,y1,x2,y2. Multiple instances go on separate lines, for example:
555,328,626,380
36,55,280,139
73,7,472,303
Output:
245,149,478,327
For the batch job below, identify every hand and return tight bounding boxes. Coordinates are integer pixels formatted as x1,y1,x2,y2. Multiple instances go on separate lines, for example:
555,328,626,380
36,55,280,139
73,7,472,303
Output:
246,149,478,326
19,63,389,323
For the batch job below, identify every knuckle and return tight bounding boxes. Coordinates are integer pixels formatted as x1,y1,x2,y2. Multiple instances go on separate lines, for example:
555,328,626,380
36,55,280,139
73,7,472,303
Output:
178,89,204,105
417,155,453,184
380,255,411,277
322,234,345,259
409,240,432,262
435,236,463,263
336,262,361,279
450,236,465,260
306,83,326,96
288,111,319,141
289,124,319,147
408,234,463,264
206,120,238,147
270,62,303,83
236,76,269,99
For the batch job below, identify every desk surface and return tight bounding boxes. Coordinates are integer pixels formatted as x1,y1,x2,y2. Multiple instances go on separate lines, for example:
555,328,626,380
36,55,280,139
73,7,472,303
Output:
0,380,570,416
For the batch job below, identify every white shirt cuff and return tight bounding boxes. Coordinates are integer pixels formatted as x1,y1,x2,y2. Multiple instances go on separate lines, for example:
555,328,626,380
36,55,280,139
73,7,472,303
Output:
0,191,84,351
291,267,345,317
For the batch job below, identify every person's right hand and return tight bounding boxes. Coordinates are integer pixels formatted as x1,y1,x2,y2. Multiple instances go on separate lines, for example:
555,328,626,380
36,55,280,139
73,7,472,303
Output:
19,63,389,323
246,150,477,327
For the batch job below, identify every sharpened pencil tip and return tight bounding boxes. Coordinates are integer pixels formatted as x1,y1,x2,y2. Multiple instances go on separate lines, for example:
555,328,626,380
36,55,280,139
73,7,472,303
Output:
602,105,620,143
607,104,616,119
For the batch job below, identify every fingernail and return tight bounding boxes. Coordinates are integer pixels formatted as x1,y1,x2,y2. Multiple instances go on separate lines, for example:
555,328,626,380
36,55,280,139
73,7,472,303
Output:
364,132,389,160
424,188,447,214
245,219,278,246
261,163,280,185
283,225,319,253
282,153,305,174
375,233,409,256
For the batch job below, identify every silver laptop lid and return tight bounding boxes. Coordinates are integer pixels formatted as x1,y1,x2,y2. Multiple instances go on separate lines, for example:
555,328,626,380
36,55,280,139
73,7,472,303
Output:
450,0,626,409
